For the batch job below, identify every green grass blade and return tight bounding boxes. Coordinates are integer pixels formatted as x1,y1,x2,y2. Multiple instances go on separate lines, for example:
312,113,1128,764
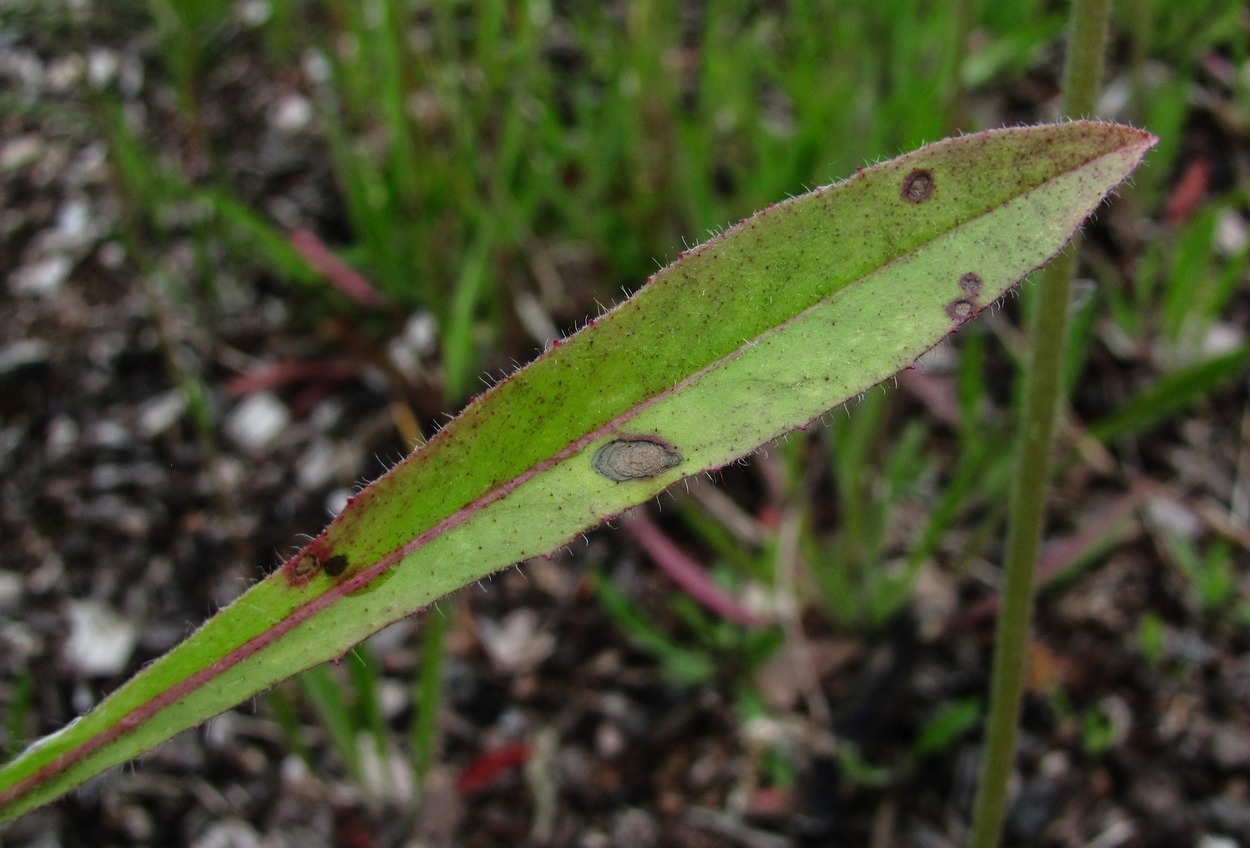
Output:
0,122,1154,823
591,573,718,687
297,665,364,786
1088,343,1250,441
412,610,447,784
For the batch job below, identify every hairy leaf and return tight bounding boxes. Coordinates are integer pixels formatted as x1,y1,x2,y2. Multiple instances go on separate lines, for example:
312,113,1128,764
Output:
0,122,1155,822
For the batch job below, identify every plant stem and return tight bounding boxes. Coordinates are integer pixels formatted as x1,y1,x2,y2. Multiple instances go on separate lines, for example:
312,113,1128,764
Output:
967,1,1112,847
943,0,976,133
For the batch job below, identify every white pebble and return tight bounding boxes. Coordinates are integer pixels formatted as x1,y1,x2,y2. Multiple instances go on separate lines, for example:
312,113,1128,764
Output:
225,392,290,453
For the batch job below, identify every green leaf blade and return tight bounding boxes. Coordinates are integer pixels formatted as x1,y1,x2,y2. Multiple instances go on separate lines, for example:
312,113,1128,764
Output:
0,122,1155,823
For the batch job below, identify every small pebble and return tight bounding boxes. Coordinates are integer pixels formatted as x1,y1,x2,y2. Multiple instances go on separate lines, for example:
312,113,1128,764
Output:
225,392,289,453
188,819,260,848
270,93,311,133
0,339,50,375
0,135,42,171
138,389,187,437
11,255,72,297
63,600,139,677
296,438,337,489
1196,836,1238,848
0,572,23,612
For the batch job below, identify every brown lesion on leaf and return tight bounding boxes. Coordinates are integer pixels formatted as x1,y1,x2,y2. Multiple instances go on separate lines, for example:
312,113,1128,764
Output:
287,549,351,583
901,168,935,203
946,298,976,321
946,271,986,323
292,552,320,578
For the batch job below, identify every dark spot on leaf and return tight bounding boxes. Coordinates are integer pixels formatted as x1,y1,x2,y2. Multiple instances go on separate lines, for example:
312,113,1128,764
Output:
323,555,349,577
593,438,682,483
946,298,975,321
902,169,934,203
959,272,983,297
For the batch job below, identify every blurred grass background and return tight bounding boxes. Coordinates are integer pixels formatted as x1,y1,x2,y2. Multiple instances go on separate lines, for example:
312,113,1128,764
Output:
3,0,1249,842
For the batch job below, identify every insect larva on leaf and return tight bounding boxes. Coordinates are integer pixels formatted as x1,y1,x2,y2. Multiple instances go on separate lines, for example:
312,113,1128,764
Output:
592,438,683,483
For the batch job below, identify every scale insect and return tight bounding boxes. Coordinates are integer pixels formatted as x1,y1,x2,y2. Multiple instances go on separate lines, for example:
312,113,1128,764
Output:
592,438,683,483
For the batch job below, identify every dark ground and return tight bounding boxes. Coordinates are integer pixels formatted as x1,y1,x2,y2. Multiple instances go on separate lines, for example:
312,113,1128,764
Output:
2,5,1249,848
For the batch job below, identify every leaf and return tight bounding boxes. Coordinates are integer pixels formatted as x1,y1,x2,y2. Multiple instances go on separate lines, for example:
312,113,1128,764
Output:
0,122,1155,822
